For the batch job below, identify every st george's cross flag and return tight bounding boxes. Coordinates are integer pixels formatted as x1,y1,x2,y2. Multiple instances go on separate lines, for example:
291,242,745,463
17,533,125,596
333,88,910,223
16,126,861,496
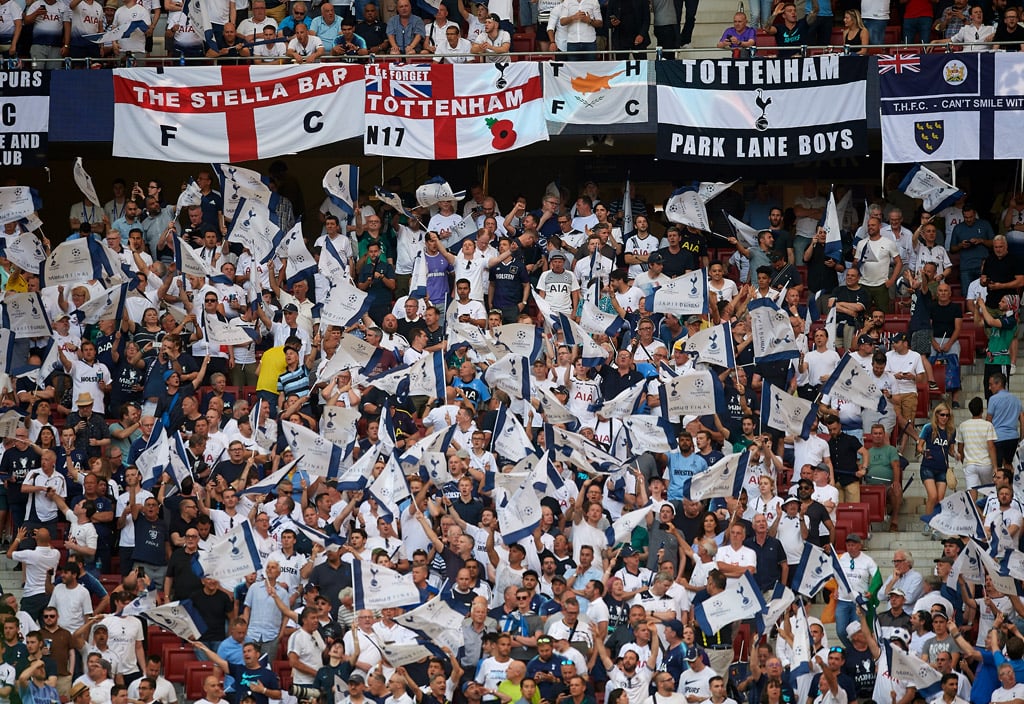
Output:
113,65,365,162
364,62,547,160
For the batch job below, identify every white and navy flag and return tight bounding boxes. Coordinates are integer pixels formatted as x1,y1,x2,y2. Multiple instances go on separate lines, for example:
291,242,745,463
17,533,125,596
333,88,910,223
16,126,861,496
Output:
323,164,359,217
1,292,50,338
606,503,656,547
381,642,438,668
889,647,942,690
176,238,216,279
206,317,258,347
920,490,986,542
495,483,543,544
821,191,843,262
979,546,1024,597
759,583,796,635
407,351,447,399
121,588,159,617
659,370,724,418
0,186,35,224
790,542,835,597
879,53,1024,162
366,456,411,521
762,384,817,440
491,405,534,462
143,600,208,641
664,186,712,231
657,56,868,164
579,300,625,338
213,164,275,221
684,451,749,501
693,571,766,635
239,456,300,496
73,158,102,208
493,323,544,362
277,221,317,284
558,314,611,367
543,61,648,124
821,354,882,409
483,354,530,401
726,213,759,249
620,415,678,453
645,268,708,318
395,596,466,653
747,298,801,363
42,239,106,288
684,321,735,368
320,277,371,329
352,560,421,610
3,232,48,276
281,420,343,478
198,522,263,589
76,282,129,325
591,380,646,420
898,164,966,213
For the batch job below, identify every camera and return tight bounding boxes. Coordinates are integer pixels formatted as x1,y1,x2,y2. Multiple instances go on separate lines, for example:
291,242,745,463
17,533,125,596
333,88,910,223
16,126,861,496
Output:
289,685,324,701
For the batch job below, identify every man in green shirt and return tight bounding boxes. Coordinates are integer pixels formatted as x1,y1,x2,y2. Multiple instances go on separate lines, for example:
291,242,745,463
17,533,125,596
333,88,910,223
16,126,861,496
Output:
865,423,902,532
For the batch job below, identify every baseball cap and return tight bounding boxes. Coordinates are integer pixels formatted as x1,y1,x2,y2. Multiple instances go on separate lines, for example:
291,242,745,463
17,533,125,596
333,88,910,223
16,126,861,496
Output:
931,607,949,620
846,622,861,637
663,619,684,636
845,533,863,543
548,250,567,261
812,463,829,473
891,331,908,343
858,334,875,345
934,556,955,565
620,545,638,557
685,315,702,325
887,588,906,597
349,673,366,684
782,496,800,506
647,252,664,264
684,646,705,662
283,303,299,313
455,449,470,460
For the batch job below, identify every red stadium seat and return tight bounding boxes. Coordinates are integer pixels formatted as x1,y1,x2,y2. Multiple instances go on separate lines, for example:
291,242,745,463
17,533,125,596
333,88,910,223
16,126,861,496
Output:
833,523,848,552
185,662,216,701
859,484,887,523
836,503,869,538
163,644,196,683
273,660,293,691
958,335,975,365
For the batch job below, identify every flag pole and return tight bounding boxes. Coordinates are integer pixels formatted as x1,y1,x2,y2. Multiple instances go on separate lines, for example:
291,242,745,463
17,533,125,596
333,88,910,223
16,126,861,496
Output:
951,161,956,189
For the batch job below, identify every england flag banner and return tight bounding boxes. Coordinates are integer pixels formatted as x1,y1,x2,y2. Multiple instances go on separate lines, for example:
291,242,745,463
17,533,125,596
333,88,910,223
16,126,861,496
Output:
543,60,648,124
659,370,723,418
352,560,420,610
920,490,986,542
879,53,1024,162
657,56,868,164
198,522,263,589
144,600,207,641
821,354,882,409
685,451,748,501
113,65,366,162
694,572,766,635
364,62,547,160
748,298,800,362
790,542,835,597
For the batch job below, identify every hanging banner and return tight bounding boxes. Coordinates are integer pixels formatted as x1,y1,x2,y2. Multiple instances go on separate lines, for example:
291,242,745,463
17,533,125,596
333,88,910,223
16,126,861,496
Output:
656,55,868,164
364,62,547,159
543,60,649,124
0,71,48,167
879,53,1024,163
112,65,366,162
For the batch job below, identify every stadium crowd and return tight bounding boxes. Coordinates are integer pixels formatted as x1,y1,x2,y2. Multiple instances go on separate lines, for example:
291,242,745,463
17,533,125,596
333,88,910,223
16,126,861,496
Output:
0,168,1023,704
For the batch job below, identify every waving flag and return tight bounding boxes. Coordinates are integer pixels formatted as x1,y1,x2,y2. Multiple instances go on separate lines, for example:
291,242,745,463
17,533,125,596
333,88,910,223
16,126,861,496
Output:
77,282,129,325
664,186,711,231
0,293,50,338
493,323,544,362
3,232,48,276
238,457,300,497
495,483,543,543
174,178,204,219
684,451,748,501
620,415,678,453
759,583,796,635
374,186,412,218
491,405,534,461
920,490,986,542
590,380,646,420
121,588,159,617
483,354,530,400
323,164,359,217
175,237,216,279
197,522,263,589
953,539,986,585
227,197,283,267
694,571,766,634
821,190,843,262
979,546,1024,596
644,268,708,317
747,298,800,362
605,503,655,547
85,19,149,45
790,542,834,597
726,212,759,249
684,321,735,368
579,300,625,338
821,354,882,409
409,251,428,300
558,314,611,367
898,164,965,213
73,158,102,208
395,597,465,653
352,560,421,610
407,351,447,399
698,179,739,203
277,221,316,285
660,369,725,418
143,600,207,641
761,384,817,440
366,456,410,520
281,421,343,478
621,176,634,239
214,164,275,221
320,277,371,329
889,647,942,690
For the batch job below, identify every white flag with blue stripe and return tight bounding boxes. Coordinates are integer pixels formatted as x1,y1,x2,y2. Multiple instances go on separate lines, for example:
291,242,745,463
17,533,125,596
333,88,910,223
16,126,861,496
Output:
320,276,371,328
898,164,965,213
395,596,465,653
408,351,447,399
920,490,986,542
579,300,625,338
726,213,758,249
822,191,843,262
352,560,421,610
278,221,317,285
589,380,646,420
493,323,544,362
759,583,795,635
409,251,428,300
495,483,542,544
238,457,301,496
761,384,817,440
483,354,530,400
605,503,656,547
173,178,204,219
143,600,207,641
198,522,263,589
559,313,611,366
693,571,766,635
227,198,284,265
214,164,274,221
620,415,678,453
323,164,359,217
748,298,800,363
281,420,343,478
645,268,708,317
665,186,711,231
683,321,735,369
821,354,883,410
790,542,834,597
491,405,534,462
1,292,51,338
366,455,410,521
684,451,748,501
659,369,725,418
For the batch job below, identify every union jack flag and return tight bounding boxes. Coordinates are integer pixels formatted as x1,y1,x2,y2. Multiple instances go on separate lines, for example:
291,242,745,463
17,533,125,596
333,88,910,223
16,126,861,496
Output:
365,64,433,98
878,53,921,74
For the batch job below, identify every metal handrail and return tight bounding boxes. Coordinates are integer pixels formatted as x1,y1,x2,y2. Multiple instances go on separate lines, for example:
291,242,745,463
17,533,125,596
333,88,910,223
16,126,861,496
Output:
6,37,1022,68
